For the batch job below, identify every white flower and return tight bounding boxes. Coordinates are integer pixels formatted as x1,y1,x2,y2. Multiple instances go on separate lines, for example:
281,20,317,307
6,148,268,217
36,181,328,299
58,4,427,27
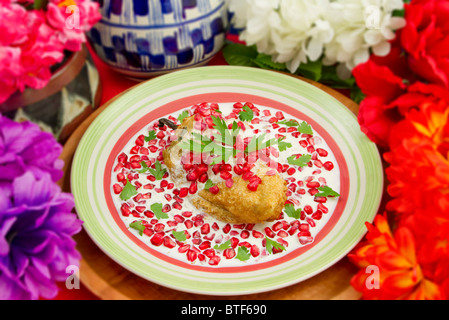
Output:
227,0,405,77
323,0,406,78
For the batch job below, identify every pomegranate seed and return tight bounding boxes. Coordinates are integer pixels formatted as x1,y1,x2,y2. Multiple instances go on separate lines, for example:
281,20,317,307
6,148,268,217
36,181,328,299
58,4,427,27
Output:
150,233,164,246
189,181,198,194
143,228,154,237
264,227,275,238
242,171,254,181
312,210,323,220
298,236,313,245
208,256,221,265
306,181,320,188
304,205,313,214
199,241,211,250
223,248,236,259
184,220,193,229
287,167,296,175
173,201,182,210
154,223,165,232
208,185,219,194
230,237,239,248
318,203,328,213
113,184,123,194
120,203,131,216
220,171,232,180
178,244,190,253
316,148,328,157
186,170,198,181
162,204,171,213
247,179,260,191
250,244,260,257
163,236,176,248
307,218,316,227
241,230,250,239
203,248,216,258
272,221,283,232
314,196,327,203
201,223,210,234
223,224,231,234
144,210,154,218
198,173,208,183
277,230,288,238
323,161,334,171
212,222,219,231
187,249,198,262
252,230,264,238
179,187,189,197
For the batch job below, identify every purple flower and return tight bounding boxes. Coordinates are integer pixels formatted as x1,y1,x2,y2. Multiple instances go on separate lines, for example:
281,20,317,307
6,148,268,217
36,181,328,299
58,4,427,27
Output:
0,116,64,190
0,115,82,300
0,171,83,300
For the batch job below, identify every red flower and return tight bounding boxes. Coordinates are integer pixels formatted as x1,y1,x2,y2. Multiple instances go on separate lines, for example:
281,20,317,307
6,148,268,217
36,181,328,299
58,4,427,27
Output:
349,214,444,300
400,0,449,89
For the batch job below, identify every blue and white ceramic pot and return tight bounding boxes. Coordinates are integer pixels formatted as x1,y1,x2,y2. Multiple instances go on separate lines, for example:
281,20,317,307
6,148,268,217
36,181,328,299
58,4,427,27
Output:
88,0,228,78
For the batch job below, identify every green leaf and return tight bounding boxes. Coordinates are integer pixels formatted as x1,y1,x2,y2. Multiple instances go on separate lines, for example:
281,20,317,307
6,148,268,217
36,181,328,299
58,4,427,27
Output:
129,221,145,236
172,230,187,242
277,137,292,152
265,237,286,254
252,53,288,71
34,0,49,10
287,154,312,167
238,105,254,121
204,179,215,190
297,121,313,135
177,110,189,123
222,43,259,67
235,246,251,261
296,59,323,81
148,160,167,180
150,203,169,219
315,186,340,198
284,204,301,219
144,130,157,142
277,119,299,127
120,179,138,201
214,239,232,250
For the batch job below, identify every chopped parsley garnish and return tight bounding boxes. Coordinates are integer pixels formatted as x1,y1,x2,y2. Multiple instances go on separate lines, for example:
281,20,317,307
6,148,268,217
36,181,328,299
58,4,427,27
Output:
315,186,340,197
172,230,187,242
238,105,254,121
119,179,138,201
144,130,157,142
148,160,167,180
287,154,312,167
265,237,286,254
177,110,189,123
213,239,231,250
284,204,301,219
129,221,145,236
277,136,292,151
150,203,168,219
235,246,251,261
278,119,313,135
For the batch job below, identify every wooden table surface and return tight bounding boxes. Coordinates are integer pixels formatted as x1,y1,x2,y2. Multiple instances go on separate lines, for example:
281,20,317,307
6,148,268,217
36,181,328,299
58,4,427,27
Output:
58,72,362,300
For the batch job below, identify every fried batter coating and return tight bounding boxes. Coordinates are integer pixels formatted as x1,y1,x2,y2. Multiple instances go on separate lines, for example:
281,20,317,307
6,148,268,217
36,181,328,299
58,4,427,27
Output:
162,115,287,224
192,168,287,224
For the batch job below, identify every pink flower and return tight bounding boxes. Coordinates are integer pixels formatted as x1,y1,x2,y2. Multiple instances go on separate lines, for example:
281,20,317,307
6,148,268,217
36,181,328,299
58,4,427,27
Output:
46,0,101,52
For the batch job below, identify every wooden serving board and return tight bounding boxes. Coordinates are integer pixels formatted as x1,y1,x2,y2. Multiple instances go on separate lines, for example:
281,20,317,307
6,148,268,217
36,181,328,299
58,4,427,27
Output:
59,73,362,300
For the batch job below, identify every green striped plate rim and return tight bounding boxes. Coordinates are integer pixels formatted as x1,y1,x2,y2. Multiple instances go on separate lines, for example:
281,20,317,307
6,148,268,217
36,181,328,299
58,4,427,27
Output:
71,66,383,295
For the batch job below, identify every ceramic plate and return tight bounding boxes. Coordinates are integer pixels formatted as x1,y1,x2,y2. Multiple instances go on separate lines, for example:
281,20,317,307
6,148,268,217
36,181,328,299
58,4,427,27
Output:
71,66,383,295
